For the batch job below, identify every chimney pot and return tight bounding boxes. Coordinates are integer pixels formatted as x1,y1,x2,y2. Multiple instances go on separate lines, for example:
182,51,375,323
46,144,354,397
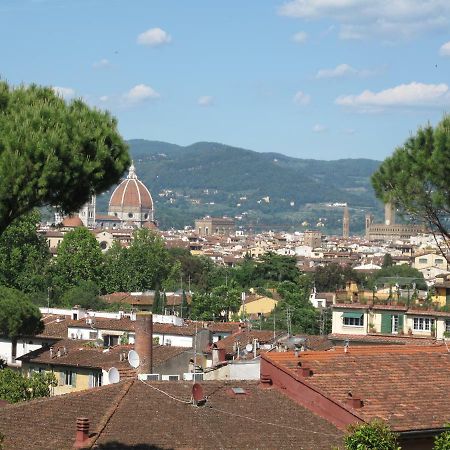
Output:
345,394,363,409
74,417,90,448
134,312,153,374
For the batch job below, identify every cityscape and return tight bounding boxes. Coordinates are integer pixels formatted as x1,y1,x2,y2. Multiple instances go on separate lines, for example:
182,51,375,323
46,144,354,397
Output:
1,1,450,449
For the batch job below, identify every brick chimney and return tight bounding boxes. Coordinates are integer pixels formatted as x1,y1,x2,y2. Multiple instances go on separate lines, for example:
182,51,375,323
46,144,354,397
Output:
74,417,89,449
345,392,363,409
134,311,153,374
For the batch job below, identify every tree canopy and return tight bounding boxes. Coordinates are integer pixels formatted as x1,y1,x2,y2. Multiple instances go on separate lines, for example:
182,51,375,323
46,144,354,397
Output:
0,81,130,235
0,287,43,339
344,420,400,450
372,116,450,257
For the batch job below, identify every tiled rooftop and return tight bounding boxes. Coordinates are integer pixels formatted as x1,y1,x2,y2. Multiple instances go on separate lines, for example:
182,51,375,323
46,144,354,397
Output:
263,345,450,431
0,380,343,449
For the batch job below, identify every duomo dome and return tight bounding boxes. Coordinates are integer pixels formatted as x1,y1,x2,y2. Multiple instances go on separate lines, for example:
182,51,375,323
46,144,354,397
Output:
108,162,154,225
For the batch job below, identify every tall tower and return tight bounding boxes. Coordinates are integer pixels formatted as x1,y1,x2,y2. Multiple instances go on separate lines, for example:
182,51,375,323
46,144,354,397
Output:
343,204,350,239
384,202,395,226
365,213,373,240
78,196,96,228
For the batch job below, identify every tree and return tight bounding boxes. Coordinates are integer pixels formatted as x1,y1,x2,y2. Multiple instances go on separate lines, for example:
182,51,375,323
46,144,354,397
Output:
382,253,394,269
52,227,104,293
0,210,51,294
122,229,171,292
60,280,106,310
344,420,400,450
0,81,130,236
255,252,299,283
0,287,44,359
434,425,450,450
0,368,56,403
102,241,128,293
372,116,450,260
314,263,360,292
152,289,162,314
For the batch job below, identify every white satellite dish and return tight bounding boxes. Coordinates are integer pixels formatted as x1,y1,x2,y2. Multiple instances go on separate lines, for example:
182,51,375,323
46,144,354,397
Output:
128,350,140,368
108,367,120,384
245,343,253,353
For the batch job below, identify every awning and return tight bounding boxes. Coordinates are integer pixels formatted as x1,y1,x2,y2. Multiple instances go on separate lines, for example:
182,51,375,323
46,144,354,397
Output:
342,312,364,319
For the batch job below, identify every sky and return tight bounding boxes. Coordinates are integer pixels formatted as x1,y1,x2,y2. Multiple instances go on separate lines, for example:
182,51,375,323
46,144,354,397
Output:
1,0,450,160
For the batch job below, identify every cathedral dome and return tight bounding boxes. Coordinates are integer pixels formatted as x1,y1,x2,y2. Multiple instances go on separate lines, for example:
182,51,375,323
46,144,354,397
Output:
108,163,154,224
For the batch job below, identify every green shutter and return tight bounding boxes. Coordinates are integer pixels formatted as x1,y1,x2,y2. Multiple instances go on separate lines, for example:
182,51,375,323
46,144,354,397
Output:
71,372,77,388
343,312,364,319
398,314,404,333
381,314,392,334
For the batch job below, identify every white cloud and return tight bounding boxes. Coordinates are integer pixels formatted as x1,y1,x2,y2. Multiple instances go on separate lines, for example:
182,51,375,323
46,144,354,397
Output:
137,28,172,47
292,31,308,43
99,95,109,102
316,63,377,79
293,91,311,105
93,58,111,69
278,0,450,40
335,82,450,111
123,84,160,104
439,41,450,56
343,128,356,134
52,86,75,100
313,124,327,133
197,96,214,107
316,63,356,79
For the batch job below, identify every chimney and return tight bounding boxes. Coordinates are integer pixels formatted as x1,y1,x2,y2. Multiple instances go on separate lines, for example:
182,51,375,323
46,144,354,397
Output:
74,417,90,448
345,392,363,409
297,361,313,377
134,311,153,374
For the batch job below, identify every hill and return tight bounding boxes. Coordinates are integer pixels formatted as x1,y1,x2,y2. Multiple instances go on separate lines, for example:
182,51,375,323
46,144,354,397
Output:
96,140,382,234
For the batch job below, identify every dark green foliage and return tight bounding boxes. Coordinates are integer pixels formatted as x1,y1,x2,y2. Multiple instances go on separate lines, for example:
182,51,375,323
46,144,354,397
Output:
369,265,426,290
0,287,43,338
191,282,241,321
434,425,450,450
254,252,300,284
152,289,162,314
52,227,104,292
60,280,106,310
180,290,189,318
0,81,130,235
372,116,450,257
382,253,394,268
314,263,360,292
0,210,50,294
344,420,400,450
0,368,57,403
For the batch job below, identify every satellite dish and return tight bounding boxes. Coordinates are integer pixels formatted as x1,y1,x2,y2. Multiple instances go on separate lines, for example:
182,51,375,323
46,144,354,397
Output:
192,383,204,403
108,367,120,384
128,350,140,368
245,343,253,352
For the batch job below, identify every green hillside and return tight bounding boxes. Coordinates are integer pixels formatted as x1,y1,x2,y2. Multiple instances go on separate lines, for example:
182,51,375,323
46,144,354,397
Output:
96,140,383,234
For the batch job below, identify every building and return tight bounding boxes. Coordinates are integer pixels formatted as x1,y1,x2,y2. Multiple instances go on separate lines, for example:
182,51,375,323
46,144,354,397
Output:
0,379,342,449
303,230,322,248
194,216,235,236
78,196,96,228
260,345,450,449
108,162,155,227
342,204,349,238
365,202,424,241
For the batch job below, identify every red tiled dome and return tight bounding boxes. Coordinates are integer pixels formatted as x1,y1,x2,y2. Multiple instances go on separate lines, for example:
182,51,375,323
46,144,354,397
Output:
62,215,84,227
109,163,153,210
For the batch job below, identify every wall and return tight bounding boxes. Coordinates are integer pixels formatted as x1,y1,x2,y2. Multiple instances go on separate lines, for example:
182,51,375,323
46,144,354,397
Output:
331,309,368,335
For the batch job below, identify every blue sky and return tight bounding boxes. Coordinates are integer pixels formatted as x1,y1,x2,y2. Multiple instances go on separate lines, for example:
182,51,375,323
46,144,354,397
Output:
1,0,450,160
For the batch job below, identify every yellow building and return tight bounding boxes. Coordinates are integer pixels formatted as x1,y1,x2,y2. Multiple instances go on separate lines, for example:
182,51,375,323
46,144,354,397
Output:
239,294,278,319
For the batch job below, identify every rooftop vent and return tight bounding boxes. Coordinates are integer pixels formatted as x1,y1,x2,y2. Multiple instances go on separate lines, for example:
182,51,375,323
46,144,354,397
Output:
345,391,363,409
231,387,246,395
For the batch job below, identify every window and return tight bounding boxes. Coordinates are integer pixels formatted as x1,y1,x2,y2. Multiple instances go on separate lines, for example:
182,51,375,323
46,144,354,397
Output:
445,320,450,333
89,331,97,340
128,212,133,218
418,258,428,264
436,258,444,264
343,313,364,327
62,370,76,387
89,372,102,387
413,317,434,331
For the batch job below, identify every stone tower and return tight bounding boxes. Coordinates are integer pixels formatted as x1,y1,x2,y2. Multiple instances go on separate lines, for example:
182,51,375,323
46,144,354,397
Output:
343,204,350,239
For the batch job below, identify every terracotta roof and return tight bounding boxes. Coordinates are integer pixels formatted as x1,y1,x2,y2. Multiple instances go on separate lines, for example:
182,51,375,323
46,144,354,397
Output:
37,315,71,339
61,215,83,228
18,338,187,371
109,178,153,209
263,345,450,432
0,380,342,449
328,333,439,346
214,330,284,355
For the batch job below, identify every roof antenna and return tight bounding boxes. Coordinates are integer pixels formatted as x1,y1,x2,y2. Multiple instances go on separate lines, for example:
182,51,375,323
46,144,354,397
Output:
344,339,350,353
